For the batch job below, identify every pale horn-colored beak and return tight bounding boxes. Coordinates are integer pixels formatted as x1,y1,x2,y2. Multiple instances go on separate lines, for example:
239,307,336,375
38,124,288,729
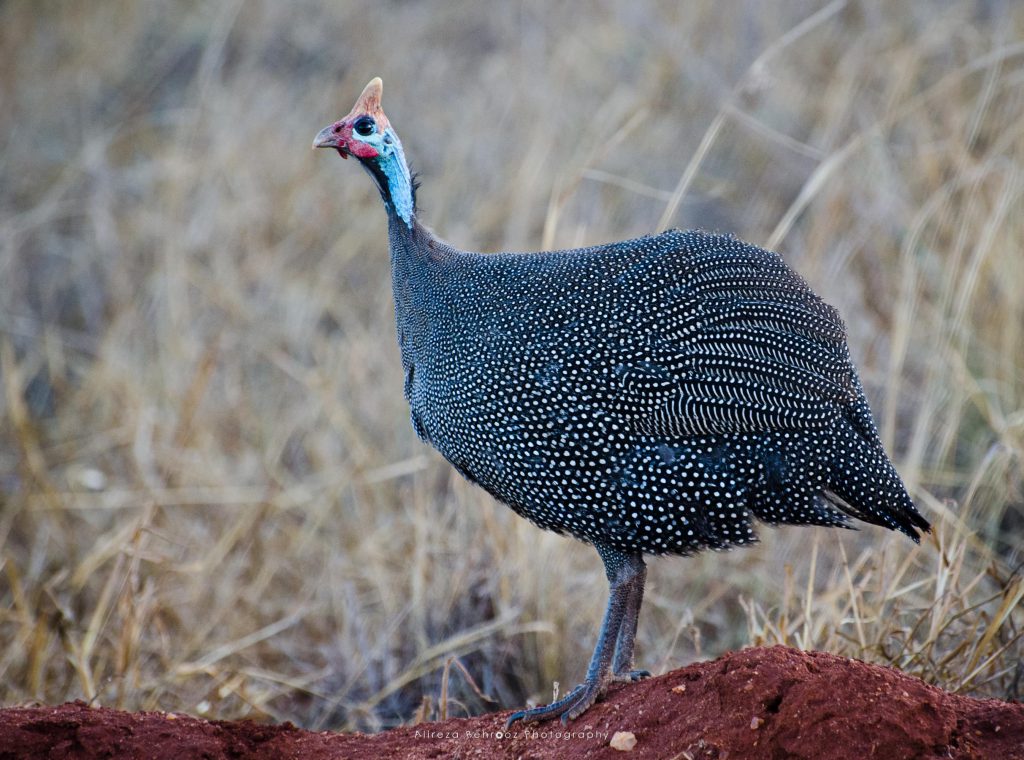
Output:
312,124,339,150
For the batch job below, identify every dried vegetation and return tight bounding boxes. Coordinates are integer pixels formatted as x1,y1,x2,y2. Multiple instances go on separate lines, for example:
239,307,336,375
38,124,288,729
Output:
1,0,1021,730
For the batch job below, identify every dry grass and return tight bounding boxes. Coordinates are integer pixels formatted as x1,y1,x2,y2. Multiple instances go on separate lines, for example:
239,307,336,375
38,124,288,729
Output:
2,0,1022,731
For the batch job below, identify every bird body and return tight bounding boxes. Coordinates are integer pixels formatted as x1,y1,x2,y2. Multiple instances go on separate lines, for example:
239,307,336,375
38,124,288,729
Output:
389,218,922,555
314,78,929,725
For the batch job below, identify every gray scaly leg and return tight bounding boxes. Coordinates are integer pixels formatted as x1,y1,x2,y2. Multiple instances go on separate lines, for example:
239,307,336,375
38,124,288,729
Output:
506,546,646,726
611,559,650,682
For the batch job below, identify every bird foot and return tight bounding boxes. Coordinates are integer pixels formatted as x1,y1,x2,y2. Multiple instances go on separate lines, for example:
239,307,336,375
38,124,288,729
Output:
612,668,650,683
505,679,602,727
504,668,649,727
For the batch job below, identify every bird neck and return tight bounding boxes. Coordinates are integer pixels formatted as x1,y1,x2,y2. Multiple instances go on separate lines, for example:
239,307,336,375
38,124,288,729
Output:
363,134,415,228
387,216,437,373
387,215,432,276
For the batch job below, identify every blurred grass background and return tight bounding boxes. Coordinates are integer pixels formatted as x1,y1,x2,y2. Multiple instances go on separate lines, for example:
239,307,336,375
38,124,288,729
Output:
2,0,1022,731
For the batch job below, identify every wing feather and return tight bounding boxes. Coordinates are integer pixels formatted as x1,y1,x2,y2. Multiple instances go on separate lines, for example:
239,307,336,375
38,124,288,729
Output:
612,232,854,437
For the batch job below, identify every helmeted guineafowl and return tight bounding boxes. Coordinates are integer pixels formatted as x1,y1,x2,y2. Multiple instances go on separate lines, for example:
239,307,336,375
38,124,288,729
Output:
313,78,930,726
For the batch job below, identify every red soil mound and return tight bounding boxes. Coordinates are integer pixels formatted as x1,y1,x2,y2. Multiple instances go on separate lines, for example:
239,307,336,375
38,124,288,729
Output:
2,647,1021,759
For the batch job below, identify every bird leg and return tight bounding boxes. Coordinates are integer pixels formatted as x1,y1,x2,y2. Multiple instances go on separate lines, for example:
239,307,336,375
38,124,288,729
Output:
506,547,646,727
610,560,650,682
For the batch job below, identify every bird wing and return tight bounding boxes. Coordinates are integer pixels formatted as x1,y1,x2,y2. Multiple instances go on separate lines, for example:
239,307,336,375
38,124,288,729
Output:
610,232,857,436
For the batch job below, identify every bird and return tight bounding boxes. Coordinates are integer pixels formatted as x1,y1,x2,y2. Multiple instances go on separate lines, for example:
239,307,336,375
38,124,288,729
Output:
312,78,930,726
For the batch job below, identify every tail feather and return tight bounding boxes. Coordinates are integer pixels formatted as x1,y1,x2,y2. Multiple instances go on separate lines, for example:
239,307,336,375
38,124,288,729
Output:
827,420,930,541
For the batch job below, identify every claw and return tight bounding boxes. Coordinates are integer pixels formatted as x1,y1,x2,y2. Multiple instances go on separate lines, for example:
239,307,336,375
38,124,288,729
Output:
612,668,651,683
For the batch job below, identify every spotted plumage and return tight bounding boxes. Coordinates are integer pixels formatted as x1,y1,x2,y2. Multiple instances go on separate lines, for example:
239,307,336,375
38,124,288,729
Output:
389,223,924,555
314,78,930,726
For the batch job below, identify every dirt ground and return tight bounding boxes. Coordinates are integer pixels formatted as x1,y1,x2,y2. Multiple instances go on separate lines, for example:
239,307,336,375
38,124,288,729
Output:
2,646,1022,760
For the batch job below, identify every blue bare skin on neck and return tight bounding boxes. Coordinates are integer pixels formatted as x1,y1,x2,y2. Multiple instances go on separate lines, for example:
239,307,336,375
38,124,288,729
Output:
360,127,414,228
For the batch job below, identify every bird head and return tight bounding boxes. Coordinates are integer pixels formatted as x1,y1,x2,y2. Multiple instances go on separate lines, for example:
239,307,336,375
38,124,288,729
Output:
312,77,394,161
314,77,415,227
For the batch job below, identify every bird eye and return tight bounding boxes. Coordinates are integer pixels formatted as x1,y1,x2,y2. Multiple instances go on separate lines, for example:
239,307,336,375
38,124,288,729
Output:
354,117,376,137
